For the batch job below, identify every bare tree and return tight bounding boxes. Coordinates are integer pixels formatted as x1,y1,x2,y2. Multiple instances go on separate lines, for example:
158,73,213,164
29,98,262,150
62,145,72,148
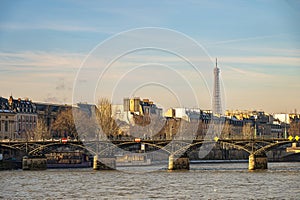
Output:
73,107,99,141
96,98,119,139
242,123,252,139
196,120,206,139
34,118,50,140
289,120,300,136
222,121,232,139
24,130,32,141
52,108,77,139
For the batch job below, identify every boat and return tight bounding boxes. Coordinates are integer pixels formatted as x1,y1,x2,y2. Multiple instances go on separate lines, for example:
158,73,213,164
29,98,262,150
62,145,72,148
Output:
46,151,91,168
116,154,151,167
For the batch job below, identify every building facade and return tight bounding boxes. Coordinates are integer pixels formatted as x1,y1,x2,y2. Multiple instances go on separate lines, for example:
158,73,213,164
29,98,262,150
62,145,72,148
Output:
35,102,71,138
8,96,38,140
0,97,17,140
0,96,38,140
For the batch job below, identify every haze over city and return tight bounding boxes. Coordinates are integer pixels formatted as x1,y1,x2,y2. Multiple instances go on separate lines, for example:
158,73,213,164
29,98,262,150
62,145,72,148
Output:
0,1,299,113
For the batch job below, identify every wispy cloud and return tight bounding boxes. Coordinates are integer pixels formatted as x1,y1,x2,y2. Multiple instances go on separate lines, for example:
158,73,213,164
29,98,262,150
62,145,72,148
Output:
0,51,84,70
0,22,116,34
0,51,83,104
208,34,286,45
221,56,300,67
224,65,272,79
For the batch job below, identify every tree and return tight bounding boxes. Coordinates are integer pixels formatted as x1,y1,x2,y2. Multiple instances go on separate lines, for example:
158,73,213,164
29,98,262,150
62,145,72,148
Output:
196,120,206,139
96,98,119,139
222,121,232,139
24,130,33,141
52,108,77,139
242,123,252,139
131,113,166,140
34,118,50,140
289,120,300,136
72,107,99,141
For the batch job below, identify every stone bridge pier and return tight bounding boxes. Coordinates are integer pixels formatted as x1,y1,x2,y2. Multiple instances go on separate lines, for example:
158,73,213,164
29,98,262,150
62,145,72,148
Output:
22,156,47,170
248,152,268,170
168,155,190,171
93,155,116,170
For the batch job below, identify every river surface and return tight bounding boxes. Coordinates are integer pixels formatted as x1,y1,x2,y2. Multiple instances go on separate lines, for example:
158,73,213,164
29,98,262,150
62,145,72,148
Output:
1,162,299,199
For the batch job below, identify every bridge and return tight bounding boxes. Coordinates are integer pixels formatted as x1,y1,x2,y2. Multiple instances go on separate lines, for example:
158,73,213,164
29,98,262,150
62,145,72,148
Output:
0,137,299,170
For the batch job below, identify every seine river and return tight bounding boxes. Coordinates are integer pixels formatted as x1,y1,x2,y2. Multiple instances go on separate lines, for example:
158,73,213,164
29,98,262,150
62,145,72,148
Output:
1,162,299,199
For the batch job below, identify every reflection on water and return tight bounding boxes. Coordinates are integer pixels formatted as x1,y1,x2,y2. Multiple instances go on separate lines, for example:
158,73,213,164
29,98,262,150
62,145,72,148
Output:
0,162,299,199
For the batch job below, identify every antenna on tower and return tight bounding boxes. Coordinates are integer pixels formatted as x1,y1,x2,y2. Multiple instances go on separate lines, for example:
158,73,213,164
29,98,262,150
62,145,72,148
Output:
216,58,217,68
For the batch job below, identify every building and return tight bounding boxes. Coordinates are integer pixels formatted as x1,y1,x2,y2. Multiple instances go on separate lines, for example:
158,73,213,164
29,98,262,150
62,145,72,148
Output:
273,113,290,124
35,102,71,137
0,96,38,140
8,96,38,140
0,97,17,140
123,97,163,125
225,110,287,138
111,104,131,123
123,97,162,117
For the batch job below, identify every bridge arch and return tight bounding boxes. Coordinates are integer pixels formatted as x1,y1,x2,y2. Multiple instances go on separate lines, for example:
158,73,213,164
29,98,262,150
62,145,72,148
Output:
0,144,22,151
217,141,252,154
254,141,292,156
98,141,172,155
172,141,219,157
28,143,97,156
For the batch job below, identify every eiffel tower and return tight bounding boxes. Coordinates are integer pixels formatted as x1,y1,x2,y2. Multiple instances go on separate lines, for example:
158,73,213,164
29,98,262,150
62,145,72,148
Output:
213,58,222,115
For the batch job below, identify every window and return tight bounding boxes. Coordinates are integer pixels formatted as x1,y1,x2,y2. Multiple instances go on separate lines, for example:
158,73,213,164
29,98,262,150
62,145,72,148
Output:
145,107,149,114
5,121,8,132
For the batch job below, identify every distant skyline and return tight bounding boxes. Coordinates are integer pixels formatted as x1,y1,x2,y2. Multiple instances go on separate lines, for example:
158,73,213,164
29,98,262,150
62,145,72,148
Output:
0,0,299,113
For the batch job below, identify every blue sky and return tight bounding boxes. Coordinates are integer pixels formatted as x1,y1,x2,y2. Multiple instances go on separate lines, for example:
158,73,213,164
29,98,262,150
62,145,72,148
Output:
0,0,299,113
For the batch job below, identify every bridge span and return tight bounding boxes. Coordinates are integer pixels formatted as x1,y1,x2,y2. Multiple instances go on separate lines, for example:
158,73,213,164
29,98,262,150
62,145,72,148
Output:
0,137,299,170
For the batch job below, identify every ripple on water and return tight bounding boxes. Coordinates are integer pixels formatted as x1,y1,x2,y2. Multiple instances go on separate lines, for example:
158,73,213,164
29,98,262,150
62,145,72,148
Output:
0,162,300,199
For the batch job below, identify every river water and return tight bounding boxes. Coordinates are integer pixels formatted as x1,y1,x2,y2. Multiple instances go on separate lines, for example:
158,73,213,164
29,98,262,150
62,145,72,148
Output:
1,162,299,199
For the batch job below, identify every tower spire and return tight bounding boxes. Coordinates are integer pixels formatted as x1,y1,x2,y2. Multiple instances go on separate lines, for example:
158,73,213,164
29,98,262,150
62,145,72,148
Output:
213,57,222,115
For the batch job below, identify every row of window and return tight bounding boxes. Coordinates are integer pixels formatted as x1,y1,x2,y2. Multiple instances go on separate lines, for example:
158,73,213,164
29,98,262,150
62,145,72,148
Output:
0,121,37,133
18,115,36,123
17,107,35,113
0,115,37,122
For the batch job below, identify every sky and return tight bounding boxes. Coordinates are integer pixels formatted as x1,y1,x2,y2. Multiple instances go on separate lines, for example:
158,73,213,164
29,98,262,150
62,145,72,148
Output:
0,0,299,113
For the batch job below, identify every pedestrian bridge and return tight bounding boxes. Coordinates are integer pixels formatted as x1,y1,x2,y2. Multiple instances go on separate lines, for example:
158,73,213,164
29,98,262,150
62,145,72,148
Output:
0,137,299,170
